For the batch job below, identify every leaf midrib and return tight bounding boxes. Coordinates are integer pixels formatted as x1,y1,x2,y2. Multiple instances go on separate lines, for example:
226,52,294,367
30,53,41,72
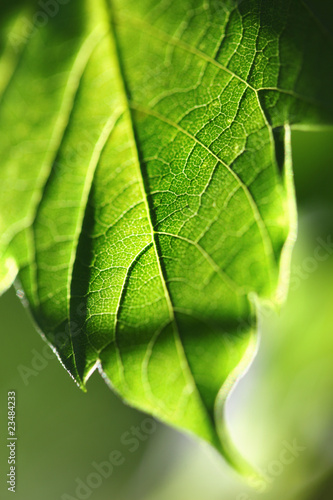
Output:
104,0,218,435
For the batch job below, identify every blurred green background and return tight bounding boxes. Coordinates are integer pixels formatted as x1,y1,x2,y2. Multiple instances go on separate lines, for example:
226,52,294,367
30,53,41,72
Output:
1,129,333,500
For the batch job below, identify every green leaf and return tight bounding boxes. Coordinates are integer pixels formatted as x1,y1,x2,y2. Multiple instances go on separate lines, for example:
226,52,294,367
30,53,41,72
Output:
0,0,332,478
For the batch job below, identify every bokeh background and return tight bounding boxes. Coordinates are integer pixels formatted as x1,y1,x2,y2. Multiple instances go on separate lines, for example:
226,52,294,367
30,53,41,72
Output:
1,129,333,499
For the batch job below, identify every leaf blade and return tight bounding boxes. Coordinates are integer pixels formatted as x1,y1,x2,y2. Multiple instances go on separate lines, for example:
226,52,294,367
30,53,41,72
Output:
1,0,333,475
